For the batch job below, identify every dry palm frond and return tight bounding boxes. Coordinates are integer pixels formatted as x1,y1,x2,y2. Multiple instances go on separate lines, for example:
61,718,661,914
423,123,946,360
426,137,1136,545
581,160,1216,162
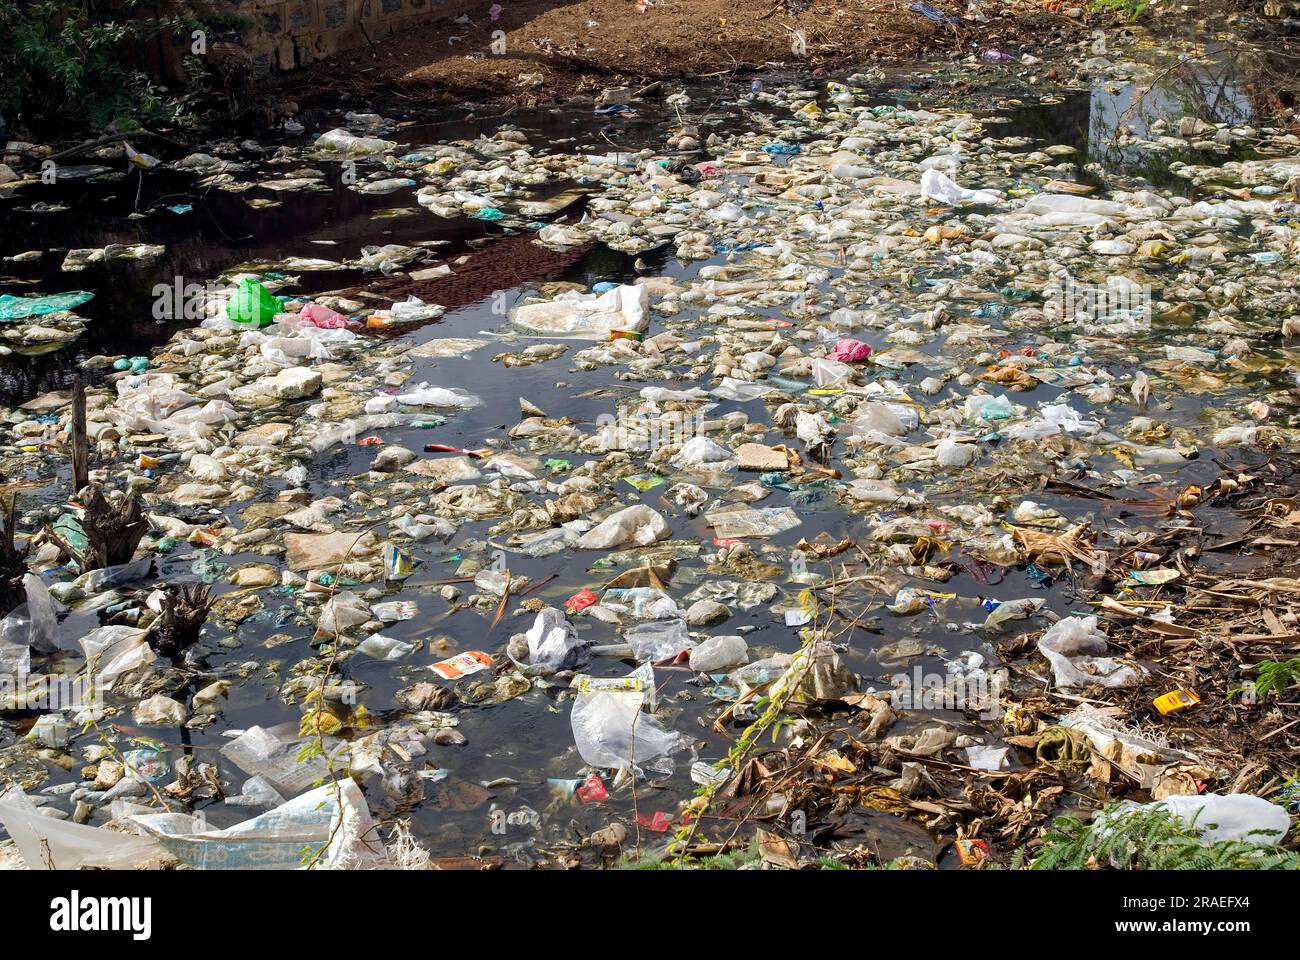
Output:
1012,522,1105,570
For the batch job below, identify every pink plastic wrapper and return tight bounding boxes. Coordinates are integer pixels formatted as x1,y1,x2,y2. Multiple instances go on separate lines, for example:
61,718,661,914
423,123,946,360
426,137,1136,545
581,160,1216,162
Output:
299,302,350,328
828,339,872,362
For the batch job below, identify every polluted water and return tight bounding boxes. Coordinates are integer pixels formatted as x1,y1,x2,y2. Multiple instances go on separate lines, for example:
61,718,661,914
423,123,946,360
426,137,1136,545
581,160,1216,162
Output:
0,31,1298,871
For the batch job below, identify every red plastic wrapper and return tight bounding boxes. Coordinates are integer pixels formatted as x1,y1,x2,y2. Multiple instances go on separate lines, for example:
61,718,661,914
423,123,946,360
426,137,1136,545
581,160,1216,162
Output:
635,811,674,832
565,588,599,614
577,774,608,803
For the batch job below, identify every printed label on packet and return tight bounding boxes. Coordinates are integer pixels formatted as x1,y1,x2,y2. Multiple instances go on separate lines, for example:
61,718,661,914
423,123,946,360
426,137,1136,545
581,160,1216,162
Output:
570,675,647,694
1153,689,1200,715
383,543,419,580
955,838,990,865
430,650,493,680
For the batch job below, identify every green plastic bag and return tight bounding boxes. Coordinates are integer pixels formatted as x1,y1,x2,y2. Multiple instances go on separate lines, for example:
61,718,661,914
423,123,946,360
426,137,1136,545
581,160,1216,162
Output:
227,278,281,327
0,291,94,322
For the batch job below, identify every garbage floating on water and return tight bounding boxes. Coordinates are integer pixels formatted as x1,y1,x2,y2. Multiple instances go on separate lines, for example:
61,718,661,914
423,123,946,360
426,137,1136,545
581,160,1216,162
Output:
1,24,1299,874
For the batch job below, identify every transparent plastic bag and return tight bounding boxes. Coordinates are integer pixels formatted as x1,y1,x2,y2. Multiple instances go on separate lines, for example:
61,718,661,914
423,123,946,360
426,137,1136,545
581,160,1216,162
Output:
624,619,694,661
0,574,60,653
1037,615,1143,688
569,664,687,773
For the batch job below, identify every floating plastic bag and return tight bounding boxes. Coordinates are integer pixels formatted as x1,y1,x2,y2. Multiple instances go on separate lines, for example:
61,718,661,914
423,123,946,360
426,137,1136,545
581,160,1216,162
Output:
0,290,93,322
935,437,977,467
298,303,351,328
512,284,649,339
78,555,155,593
920,169,1002,206
706,506,801,539
576,505,671,549
985,597,1045,632
221,724,332,797
0,574,59,654
811,357,853,386
688,635,748,672
128,779,388,869
965,393,1015,421
394,382,482,409
225,775,287,810
828,339,873,362
357,633,415,661
712,378,778,401
0,786,167,869
601,587,681,620
315,128,397,157
226,277,281,328
389,296,444,323
671,436,735,470
853,402,914,437
525,607,589,671
80,625,158,692
624,619,694,661
316,592,372,637
1101,794,1291,846
770,641,857,704
569,664,687,773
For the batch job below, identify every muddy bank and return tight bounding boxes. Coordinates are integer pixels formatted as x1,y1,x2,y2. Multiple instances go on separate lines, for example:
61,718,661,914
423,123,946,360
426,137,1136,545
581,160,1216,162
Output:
277,0,1085,109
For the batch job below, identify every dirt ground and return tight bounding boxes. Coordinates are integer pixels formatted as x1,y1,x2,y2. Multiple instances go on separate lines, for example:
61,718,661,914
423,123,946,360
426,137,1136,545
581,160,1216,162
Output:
279,0,1084,108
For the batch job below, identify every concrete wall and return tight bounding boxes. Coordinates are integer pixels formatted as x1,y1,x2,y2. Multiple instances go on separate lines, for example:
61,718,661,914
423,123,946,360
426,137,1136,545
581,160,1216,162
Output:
207,0,480,76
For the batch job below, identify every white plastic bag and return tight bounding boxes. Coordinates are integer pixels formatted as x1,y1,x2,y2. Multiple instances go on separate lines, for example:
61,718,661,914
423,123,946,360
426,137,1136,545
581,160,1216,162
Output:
624,619,694,661
576,505,671,549
1037,615,1143,688
394,382,482,408
0,574,60,654
80,625,158,692
920,169,1002,206
512,284,649,338
1103,794,1291,845
0,786,167,869
569,664,687,773
936,437,977,467
221,724,332,797
688,635,748,672
315,591,372,637
671,436,735,470
315,128,396,156
526,607,588,671
126,779,387,869
853,402,914,437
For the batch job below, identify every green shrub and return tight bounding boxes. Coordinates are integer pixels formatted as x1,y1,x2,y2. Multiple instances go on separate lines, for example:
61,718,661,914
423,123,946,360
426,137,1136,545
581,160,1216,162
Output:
0,1,207,131
1020,802,1299,870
